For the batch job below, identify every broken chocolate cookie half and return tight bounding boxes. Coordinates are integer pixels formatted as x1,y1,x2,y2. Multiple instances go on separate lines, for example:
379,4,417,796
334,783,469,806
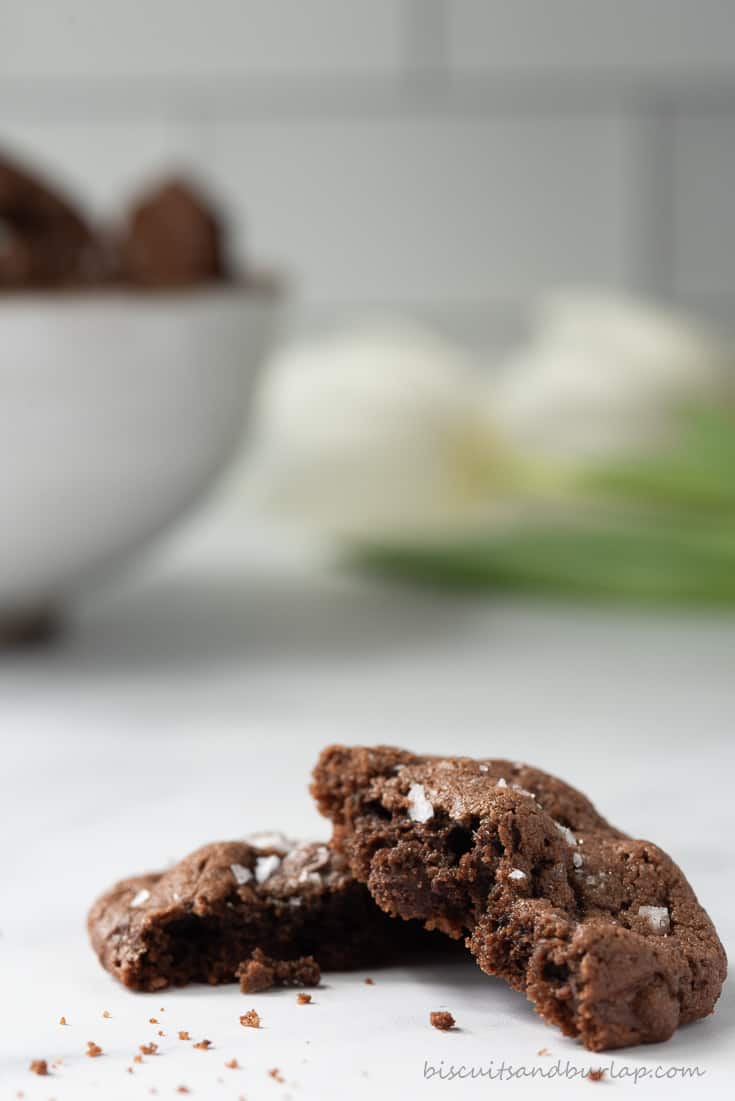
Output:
312,744,727,1051
88,833,425,992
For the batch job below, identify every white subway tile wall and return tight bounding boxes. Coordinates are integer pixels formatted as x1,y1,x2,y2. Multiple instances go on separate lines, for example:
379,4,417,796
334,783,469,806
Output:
211,116,634,305
672,114,735,307
0,1,404,79
2,0,734,340
447,1,735,77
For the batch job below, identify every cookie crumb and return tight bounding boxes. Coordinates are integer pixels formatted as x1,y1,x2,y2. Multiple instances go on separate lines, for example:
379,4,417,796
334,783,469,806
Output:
102,1010,111,1019
240,1010,260,1029
588,1068,605,1082
237,948,319,993
429,1011,456,1031
193,1039,211,1050
296,993,312,1006
268,1068,285,1083
176,1088,190,1095
86,1041,103,1058
225,1058,239,1069
178,1030,190,1040
537,1047,551,1056
58,1017,67,1026
157,1029,165,1036
364,977,374,985
148,1017,158,1024
127,1066,134,1074
139,1042,158,1056
29,1060,48,1076
133,1055,143,1064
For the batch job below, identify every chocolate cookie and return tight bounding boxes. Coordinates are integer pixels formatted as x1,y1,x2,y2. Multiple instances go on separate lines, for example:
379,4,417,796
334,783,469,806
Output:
312,745,726,1051
88,833,428,992
118,178,227,287
0,153,101,287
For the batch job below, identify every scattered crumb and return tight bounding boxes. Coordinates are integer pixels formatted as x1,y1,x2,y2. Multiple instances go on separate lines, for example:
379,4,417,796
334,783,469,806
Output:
29,1060,48,1076
240,1010,260,1029
193,1039,212,1050
296,993,312,1006
178,1031,191,1040
176,1088,190,1095
157,1030,165,1037
159,1007,165,1012
537,1047,551,1056
148,1017,158,1024
58,1017,67,1026
429,1011,456,1032
225,1058,239,1069
588,1068,606,1082
268,1068,285,1083
127,1067,134,1075
102,1010,111,1019
133,1055,143,1064
86,1041,103,1058
139,1042,158,1056
364,977,374,985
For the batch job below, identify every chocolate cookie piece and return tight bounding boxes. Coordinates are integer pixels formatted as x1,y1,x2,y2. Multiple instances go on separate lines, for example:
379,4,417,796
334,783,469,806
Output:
236,948,321,993
312,745,727,1051
0,153,101,287
118,178,227,287
88,834,425,992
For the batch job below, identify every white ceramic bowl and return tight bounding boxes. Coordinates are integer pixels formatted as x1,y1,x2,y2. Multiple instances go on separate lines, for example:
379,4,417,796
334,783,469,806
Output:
0,288,277,629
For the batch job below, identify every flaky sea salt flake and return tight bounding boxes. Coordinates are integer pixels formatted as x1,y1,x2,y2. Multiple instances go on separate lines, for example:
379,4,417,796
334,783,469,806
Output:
638,905,670,934
554,821,577,846
407,783,434,823
230,863,253,886
255,854,281,883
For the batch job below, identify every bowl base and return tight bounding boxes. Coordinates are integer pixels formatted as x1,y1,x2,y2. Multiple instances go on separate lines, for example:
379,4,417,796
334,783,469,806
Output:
0,607,60,648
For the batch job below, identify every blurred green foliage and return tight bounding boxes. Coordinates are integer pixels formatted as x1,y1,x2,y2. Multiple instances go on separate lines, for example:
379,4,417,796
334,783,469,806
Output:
357,404,735,605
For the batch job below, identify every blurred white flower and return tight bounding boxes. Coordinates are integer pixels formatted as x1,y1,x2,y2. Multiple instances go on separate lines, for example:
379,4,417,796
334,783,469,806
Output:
248,321,508,539
488,291,732,463
247,295,733,546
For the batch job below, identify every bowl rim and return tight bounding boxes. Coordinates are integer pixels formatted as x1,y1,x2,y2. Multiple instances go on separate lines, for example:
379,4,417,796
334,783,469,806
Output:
0,271,284,308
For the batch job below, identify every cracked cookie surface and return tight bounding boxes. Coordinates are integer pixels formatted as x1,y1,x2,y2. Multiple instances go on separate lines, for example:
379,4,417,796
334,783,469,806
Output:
88,834,423,991
312,745,726,1051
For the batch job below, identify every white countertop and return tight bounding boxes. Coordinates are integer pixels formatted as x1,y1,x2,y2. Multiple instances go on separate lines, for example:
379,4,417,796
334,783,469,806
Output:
2,496,734,1100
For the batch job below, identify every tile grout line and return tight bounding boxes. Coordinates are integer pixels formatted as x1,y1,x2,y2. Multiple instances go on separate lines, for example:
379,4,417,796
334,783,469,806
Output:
6,74,735,124
401,0,449,87
627,98,678,303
